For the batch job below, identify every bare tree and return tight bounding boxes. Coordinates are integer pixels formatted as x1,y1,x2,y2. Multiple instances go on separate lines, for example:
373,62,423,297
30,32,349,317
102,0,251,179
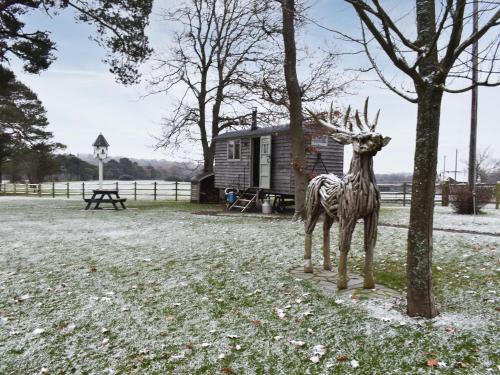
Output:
472,146,499,182
341,0,499,317
280,0,307,219
151,0,277,173
258,1,352,219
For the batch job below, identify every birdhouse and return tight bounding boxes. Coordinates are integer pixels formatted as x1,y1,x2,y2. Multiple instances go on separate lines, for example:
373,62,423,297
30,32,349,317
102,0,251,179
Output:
93,133,109,160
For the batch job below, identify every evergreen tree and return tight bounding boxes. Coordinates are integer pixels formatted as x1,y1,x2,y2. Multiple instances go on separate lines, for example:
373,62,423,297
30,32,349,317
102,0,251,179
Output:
0,66,63,182
0,0,153,84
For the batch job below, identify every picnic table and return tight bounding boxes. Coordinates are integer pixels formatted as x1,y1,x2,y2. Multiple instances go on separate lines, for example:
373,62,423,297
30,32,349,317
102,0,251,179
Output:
84,189,127,210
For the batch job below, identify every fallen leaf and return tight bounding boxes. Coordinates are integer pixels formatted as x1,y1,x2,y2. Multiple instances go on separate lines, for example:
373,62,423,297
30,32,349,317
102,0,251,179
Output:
437,361,447,368
170,353,185,361
290,340,305,347
227,334,240,339
445,326,455,333
18,294,30,302
275,309,286,319
186,343,193,349
427,358,439,367
32,328,45,336
221,368,234,374
310,356,320,363
312,345,326,357
350,359,359,368
200,342,211,348
250,319,261,327
337,355,349,362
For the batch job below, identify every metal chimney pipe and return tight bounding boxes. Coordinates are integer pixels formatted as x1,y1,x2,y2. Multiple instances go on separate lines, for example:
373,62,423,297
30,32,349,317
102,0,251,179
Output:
251,107,257,130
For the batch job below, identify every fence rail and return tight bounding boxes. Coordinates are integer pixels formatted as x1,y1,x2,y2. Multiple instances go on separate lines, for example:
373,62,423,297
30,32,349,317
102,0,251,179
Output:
1,181,499,208
378,182,500,208
0,181,191,201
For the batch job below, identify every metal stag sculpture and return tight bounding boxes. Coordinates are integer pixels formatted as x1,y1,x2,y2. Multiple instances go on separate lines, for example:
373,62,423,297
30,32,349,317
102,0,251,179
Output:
304,99,391,289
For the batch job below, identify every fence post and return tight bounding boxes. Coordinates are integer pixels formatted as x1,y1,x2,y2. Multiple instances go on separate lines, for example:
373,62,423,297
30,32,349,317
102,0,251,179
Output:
66,182,70,198
82,182,85,199
25,183,28,196
52,182,55,198
134,181,137,201
13,183,16,195
116,181,119,193
402,182,407,206
175,181,178,201
38,183,42,197
441,180,449,206
154,182,157,201
496,182,500,209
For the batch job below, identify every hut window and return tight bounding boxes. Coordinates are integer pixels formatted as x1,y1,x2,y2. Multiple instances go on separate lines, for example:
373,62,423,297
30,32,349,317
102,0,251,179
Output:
311,136,328,147
227,140,241,160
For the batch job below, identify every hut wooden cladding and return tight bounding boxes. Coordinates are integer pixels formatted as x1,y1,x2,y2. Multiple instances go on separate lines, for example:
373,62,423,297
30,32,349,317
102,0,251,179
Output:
213,123,344,195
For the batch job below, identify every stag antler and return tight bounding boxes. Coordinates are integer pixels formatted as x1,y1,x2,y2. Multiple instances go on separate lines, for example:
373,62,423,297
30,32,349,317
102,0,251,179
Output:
306,107,353,135
363,97,380,132
307,98,381,134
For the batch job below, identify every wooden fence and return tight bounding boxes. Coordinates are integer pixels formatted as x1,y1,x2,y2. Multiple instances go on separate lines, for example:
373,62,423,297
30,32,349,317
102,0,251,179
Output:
0,181,191,201
378,182,500,208
1,181,499,208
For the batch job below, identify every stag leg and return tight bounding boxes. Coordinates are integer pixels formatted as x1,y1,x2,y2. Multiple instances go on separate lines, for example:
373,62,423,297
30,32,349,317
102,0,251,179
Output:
304,233,313,273
363,212,378,289
322,215,334,271
304,207,322,273
338,219,356,290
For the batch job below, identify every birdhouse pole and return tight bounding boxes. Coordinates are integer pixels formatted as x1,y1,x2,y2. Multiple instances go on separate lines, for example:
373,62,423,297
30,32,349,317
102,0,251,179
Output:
92,133,110,191
98,159,104,190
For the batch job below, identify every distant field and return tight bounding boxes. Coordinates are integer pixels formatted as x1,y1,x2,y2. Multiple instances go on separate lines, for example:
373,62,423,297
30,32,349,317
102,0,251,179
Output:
0,198,498,374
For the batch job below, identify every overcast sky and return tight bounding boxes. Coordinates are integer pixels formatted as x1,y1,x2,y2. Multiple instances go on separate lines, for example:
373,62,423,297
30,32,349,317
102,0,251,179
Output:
10,0,499,176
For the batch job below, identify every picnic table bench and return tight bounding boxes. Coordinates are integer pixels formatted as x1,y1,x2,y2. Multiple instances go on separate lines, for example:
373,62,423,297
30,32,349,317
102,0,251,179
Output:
84,189,127,210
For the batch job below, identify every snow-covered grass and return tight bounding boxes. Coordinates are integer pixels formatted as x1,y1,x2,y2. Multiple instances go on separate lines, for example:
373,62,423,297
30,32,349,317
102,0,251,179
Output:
0,197,498,374
380,204,500,235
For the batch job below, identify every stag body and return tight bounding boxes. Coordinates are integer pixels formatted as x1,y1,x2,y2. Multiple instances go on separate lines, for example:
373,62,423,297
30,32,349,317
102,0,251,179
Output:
304,100,390,289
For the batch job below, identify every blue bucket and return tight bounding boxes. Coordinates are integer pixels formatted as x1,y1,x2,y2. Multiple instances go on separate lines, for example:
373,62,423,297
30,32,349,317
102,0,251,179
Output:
227,192,237,204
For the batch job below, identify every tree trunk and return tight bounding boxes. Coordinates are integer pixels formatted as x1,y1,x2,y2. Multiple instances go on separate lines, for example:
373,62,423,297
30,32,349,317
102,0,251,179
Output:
203,148,215,174
281,0,307,220
198,75,213,174
406,85,442,318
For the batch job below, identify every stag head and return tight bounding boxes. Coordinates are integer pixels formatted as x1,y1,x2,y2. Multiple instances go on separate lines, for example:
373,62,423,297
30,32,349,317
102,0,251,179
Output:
308,98,391,156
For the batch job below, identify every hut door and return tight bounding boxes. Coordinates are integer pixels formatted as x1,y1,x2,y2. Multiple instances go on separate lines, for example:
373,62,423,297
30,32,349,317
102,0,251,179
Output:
259,135,271,189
